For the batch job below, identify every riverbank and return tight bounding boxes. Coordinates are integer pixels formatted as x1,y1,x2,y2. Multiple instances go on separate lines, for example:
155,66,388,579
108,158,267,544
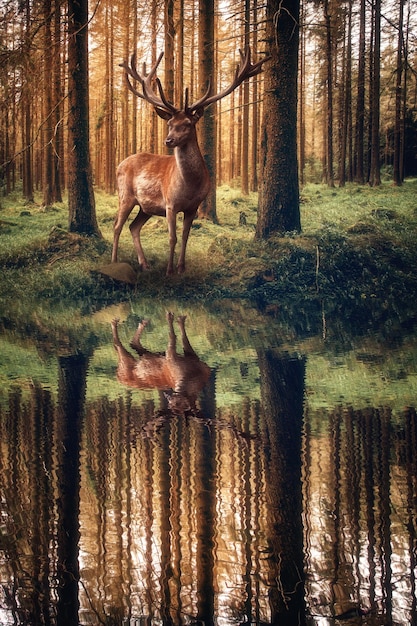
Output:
1,180,416,331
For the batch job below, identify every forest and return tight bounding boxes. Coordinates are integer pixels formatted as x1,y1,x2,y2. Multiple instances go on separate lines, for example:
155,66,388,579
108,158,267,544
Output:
0,0,416,214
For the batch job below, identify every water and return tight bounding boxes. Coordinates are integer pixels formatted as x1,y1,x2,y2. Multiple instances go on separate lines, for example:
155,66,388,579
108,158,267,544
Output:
0,300,416,625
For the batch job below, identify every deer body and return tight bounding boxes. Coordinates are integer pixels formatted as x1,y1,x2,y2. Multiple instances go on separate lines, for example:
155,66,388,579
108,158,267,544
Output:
112,47,268,275
113,115,210,274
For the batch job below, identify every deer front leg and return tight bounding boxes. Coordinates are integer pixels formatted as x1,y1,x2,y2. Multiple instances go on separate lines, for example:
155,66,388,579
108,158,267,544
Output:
166,210,177,276
130,209,152,269
177,211,196,274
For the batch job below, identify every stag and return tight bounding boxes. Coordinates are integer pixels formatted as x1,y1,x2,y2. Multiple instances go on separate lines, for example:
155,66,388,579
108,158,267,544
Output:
112,47,269,275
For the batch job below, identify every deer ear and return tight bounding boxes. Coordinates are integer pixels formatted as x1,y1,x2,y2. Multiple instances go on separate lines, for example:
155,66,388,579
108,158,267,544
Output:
155,107,173,120
192,107,205,122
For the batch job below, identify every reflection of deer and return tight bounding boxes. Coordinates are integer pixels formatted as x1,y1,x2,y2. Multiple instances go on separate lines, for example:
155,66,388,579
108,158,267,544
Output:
111,312,210,412
112,47,269,275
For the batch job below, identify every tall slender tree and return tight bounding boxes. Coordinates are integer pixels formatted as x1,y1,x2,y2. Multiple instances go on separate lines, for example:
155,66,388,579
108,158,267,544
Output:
22,0,34,202
323,0,334,187
393,0,405,185
53,0,63,200
42,0,54,207
369,0,381,186
354,0,366,183
256,0,301,237
197,0,217,221
67,0,101,235
241,0,251,195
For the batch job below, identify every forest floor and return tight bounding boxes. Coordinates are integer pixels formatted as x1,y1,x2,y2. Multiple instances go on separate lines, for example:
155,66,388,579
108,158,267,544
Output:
1,179,417,331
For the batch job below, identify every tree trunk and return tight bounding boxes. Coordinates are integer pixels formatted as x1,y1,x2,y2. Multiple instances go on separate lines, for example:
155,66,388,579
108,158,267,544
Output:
67,0,101,236
354,0,366,183
298,0,306,186
121,0,130,160
176,0,184,107
241,0,250,195
197,0,217,222
53,0,63,201
324,0,334,187
104,1,115,194
256,0,301,238
369,0,381,186
42,0,54,207
22,0,34,203
150,0,159,154
393,0,404,186
164,0,175,155
250,0,260,191
132,1,138,154
339,0,352,187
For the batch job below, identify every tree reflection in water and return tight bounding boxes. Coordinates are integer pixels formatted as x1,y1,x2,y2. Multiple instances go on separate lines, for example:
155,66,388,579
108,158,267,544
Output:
0,324,416,625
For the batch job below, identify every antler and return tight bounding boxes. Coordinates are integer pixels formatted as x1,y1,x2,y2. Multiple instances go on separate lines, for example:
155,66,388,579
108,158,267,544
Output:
120,46,270,117
120,51,178,116
186,46,270,114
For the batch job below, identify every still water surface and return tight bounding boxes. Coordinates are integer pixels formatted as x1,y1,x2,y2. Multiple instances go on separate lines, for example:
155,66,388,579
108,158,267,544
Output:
0,301,416,625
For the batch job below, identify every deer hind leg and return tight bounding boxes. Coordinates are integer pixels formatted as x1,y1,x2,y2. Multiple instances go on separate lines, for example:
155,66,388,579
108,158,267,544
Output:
177,211,196,274
129,209,152,269
177,315,198,357
130,319,150,355
166,311,177,358
111,318,136,360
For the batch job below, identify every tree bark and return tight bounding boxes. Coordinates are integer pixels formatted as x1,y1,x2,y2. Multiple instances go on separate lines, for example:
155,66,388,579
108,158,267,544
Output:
42,0,54,207
241,0,250,195
256,0,301,238
53,0,63,200
250,0,260,191
393,0,404,186
369,0,381,186
354,0,366,183
324,0,334,187
197,0,217,222
339,0,352,187
22,0,34,203
67,0,101,236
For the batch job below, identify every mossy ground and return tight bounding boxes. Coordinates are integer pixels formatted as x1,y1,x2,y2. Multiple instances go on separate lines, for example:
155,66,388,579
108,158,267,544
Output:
1,180,417,326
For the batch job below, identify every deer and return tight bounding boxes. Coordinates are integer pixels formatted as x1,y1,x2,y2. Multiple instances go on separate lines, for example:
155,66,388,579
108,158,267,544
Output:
111,312,211,413
112,46,269,275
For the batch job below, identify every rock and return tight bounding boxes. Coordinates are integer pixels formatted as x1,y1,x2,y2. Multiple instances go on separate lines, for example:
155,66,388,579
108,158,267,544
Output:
95,262,138,285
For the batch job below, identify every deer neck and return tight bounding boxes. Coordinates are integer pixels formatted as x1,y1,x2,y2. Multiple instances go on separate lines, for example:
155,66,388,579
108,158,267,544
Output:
174,137,208,185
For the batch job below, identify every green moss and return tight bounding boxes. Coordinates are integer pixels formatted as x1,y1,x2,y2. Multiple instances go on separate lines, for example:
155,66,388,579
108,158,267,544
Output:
0,180,417,321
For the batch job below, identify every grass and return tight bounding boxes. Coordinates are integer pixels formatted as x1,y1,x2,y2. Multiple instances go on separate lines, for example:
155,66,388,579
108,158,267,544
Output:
1,180,417,410
1,180,417,327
